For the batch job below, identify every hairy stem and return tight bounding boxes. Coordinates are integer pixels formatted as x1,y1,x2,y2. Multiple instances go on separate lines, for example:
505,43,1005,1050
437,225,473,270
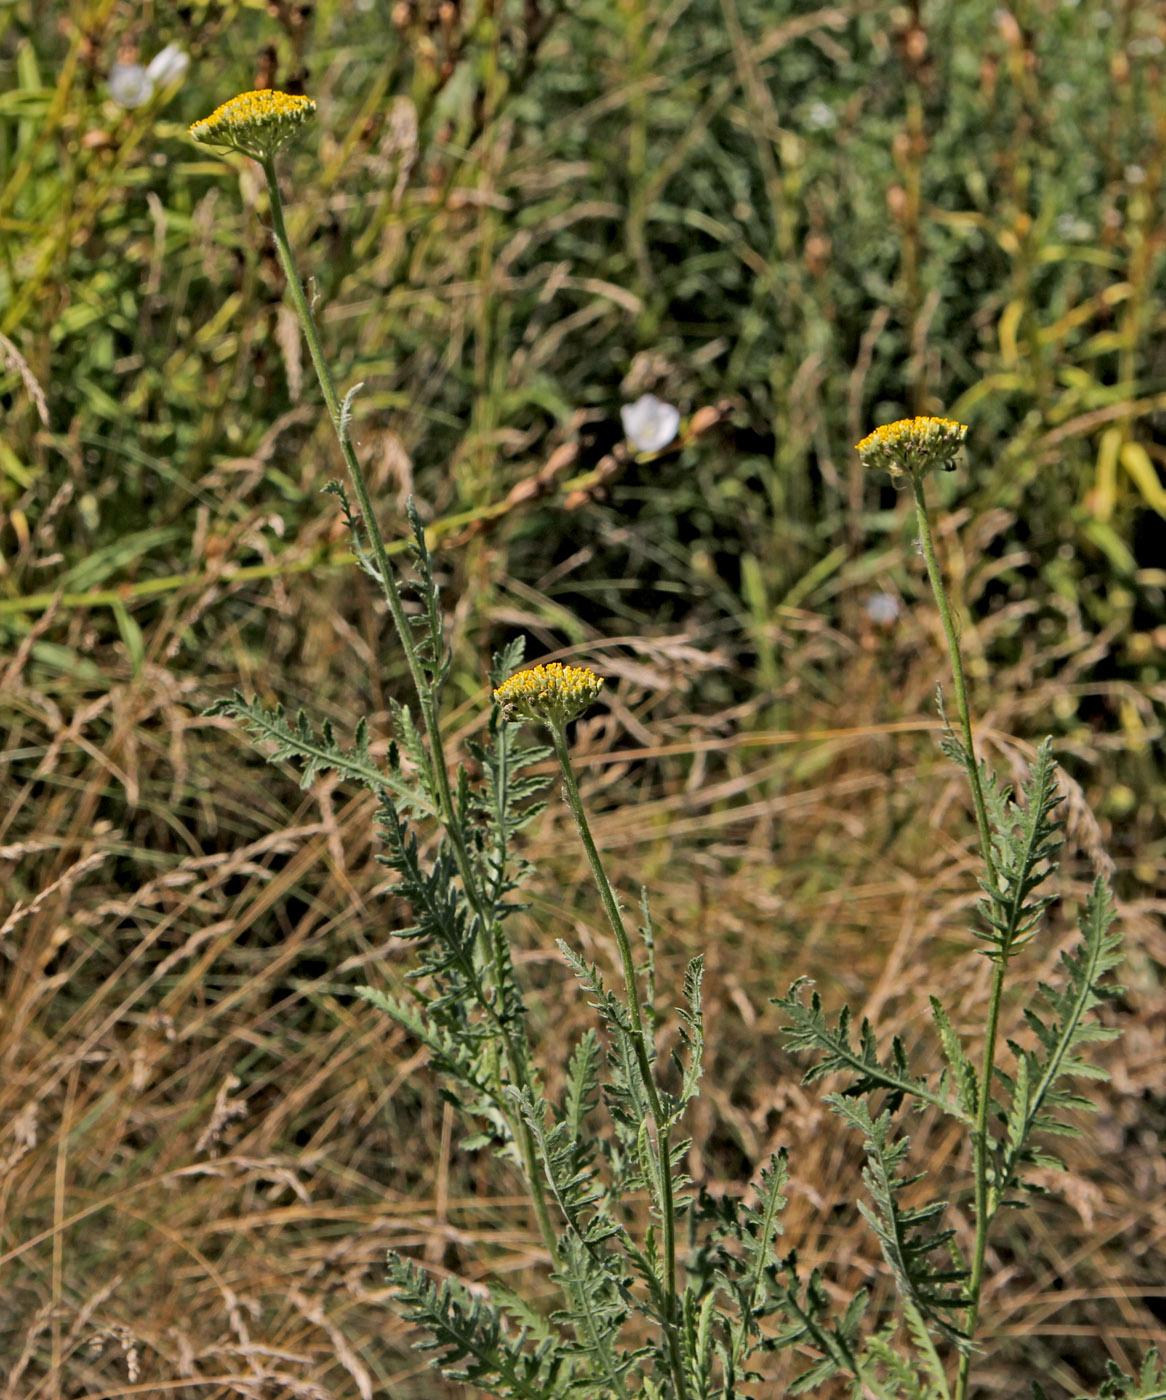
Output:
549,723,691,1400
260,155,560,1270
909,473,1003,1400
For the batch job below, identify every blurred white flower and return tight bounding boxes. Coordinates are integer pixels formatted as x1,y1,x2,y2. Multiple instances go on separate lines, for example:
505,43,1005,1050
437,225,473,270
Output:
108,44,189,109
806,100,837,131
864,592,901,626
1055,214,1092,241
620,394,680,453
108,62,153,109
146,43,190,88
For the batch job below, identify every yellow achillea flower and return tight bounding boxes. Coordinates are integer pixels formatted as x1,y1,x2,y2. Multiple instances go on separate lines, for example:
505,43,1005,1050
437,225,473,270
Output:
855,416,968,480
190,90,316,160
494,663,604,727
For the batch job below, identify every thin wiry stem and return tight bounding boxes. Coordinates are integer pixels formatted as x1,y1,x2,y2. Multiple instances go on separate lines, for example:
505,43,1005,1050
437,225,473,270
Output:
908,474,995,887
260,154,561,1271
908,472,1002,1400
548,722,691,1400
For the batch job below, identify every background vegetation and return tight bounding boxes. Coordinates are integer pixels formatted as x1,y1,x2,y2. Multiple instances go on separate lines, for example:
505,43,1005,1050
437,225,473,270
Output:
1,0,1163,1395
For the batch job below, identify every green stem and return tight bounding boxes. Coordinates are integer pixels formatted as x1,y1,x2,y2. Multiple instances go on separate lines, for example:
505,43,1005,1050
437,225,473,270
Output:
548,723,691,1400
261,157,427,713
908,474,995,885
260,156,560,1271
955,956,1006,1400
908,473,1003,1400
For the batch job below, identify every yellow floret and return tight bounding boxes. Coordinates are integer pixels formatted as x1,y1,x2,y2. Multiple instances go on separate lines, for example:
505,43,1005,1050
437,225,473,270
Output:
494,662,604,726
190,90,316,160
855,416,968,479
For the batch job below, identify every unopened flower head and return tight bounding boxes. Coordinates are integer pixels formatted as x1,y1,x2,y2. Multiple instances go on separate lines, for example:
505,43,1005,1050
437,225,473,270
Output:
855,416,968,480
190,90,316,160
494,662,604,727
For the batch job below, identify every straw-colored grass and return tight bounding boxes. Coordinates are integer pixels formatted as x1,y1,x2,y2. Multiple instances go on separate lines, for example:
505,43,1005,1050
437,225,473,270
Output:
3,0,1165,1394
3,546,1162,1394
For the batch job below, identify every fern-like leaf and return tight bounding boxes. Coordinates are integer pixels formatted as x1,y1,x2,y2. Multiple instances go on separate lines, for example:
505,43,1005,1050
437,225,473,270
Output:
206,691,427,809
386,1252,567,1399
510,1084,620,1249
553,1231,644,1399
826,1097,970,1349
321,477,383,585
775,981,969,1122
355,985,513,1146
670,956,705,1116
1043,1348,1165,1399
974,739,1064,962
929,997,979,1124
993,876,1123,1199
469,640,552,921
404,498,451,689
764,1262,869,1395
722,1150,790,1373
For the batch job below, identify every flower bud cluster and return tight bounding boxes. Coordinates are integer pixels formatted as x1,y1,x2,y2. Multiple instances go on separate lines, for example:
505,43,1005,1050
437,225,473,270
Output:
190,90,316,160
855,416,968,480
494,663,604,727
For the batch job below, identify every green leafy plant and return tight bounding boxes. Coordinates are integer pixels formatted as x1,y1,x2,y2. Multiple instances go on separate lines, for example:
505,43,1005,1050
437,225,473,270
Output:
195,93,1153,1400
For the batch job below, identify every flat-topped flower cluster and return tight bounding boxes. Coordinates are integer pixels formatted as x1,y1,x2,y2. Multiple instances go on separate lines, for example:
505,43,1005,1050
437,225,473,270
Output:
190,90,316,160
494,662,604,727
855,415,968,479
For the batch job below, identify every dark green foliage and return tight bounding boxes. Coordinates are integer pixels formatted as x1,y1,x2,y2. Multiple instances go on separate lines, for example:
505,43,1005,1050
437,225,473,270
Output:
775,980,966,1120
1034,1350,1166,1400
322,478,384,588
764,1264,869,1396
468,639,552,920
205,691,428,811
993,877,1123,1198
774,735,1133,1394
969,738,1065,962
510,1082,617,1249
384,1252,570,1399
673,957,706,1111
403,499,452,691
825,1098,970,1348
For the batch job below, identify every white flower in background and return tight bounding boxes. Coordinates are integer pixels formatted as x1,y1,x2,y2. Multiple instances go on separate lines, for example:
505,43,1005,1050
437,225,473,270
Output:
108,44,189,109
1055,214,1091,241
864,592,901,626
146,43,190,89
806,100,837,130
620,394,680,453
107,62,153,109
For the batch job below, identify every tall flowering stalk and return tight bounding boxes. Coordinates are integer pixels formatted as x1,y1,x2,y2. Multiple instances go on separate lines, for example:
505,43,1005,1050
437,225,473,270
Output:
494,663,691,1400
856,416,1004,1398
855,417,995,886
191,88,562,1267
194,92,1133,1398
853,416,1118,1400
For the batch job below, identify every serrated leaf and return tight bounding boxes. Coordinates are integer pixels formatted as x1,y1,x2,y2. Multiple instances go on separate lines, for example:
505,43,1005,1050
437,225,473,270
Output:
776,980,968,1121
929,996,978,1122
386,1252,566,1399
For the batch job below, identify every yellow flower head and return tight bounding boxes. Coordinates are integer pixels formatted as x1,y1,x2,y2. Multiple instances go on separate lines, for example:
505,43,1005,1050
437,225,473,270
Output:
190,90,316,160
493,663,604,727
855,416,968,480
